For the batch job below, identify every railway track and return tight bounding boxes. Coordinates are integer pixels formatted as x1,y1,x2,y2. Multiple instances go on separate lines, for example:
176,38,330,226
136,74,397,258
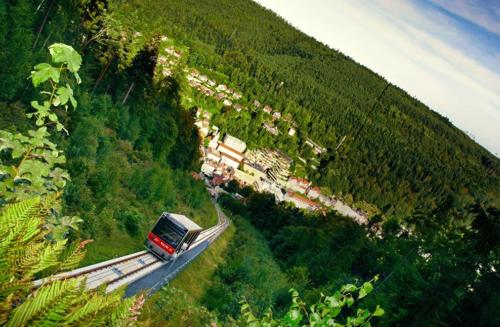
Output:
33,204,229,294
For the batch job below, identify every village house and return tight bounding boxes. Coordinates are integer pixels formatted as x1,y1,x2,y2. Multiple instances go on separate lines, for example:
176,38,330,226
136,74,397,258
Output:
207,131,220,150
216,93,225,101
201,162,217,176
263,122,279,135
233,92,242,100
317,194,334,207
307,186,321,199
287,177,311,194
158,55,167,64
272,111,281,120
210,174,225,187
263,105,273,114
305,138,327,155
288,127,296,136
208,80,216,87
284,191,320,210
234,104,243,112
223,134,247,153
206,148,222,163
253,99,261,108
223,98,233,107
199,75,208,83
162,68,172,77
199,85,214,96
255,178,285,202
194,119,210,137
216,84,228,92
216,134,246,169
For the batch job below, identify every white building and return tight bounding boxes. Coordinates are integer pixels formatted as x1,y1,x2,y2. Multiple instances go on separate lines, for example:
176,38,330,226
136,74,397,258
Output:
222,134,247,153
220,152,240,169
255,178,284,202
216,84,228,92
201,162,217,176
307,186,321,199
288,127,296,136
206,148,222,163
215,134,246,170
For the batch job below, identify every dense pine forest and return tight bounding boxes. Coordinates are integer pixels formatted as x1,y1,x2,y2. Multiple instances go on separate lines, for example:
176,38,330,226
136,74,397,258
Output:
0,0,498,326
109,0,499,219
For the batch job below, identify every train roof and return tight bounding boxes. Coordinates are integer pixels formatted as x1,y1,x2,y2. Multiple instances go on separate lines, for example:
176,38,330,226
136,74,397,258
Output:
162,212,203,232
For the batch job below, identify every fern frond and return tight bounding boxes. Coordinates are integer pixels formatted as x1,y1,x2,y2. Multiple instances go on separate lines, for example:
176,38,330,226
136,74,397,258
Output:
8,241,45,275
56,240,90,273
110,296,136,327
64,292,115,325
30,280,80,327
6,278,79,327
28,239,67,276
0,197,43,253
0,197,41,227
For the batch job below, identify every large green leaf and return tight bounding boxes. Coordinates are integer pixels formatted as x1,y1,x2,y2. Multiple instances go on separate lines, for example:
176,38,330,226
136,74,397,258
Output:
55,84,77,108
30,63,60,87
49,43,82,73
373,305,385,317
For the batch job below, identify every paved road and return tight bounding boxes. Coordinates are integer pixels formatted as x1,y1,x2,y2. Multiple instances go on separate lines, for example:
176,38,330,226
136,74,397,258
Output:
125,240,210,297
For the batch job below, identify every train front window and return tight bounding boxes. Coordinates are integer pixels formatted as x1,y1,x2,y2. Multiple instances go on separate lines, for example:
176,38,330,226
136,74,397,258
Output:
152,218,186,248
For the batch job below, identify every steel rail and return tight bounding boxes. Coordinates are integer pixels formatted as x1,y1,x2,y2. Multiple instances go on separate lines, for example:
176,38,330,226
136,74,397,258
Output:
33,203,230,293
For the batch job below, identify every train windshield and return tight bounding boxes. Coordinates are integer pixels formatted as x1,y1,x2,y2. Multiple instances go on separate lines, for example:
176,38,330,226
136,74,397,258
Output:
152,218,187,248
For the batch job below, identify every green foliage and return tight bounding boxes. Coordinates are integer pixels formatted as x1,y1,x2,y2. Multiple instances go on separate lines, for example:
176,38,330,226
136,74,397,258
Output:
0,0,34,101
219,190,500,326
0,43,143,326
201,215,290,322
240,278,383,326
1,43,82,204
0,197,138,326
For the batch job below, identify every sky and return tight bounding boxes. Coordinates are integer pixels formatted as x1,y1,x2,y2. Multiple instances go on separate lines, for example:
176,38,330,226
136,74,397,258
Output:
254,0,500,156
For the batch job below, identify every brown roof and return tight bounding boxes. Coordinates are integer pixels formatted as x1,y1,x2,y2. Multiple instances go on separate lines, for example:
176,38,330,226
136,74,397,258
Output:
287,191,320,207
218,142,244,157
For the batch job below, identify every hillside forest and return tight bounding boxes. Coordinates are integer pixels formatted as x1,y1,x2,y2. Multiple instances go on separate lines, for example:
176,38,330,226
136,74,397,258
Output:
0,0,498,326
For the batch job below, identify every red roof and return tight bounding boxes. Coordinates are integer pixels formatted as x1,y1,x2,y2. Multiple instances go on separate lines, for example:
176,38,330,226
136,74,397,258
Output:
287,191,320,207
289,177,310,186
211,175,225,186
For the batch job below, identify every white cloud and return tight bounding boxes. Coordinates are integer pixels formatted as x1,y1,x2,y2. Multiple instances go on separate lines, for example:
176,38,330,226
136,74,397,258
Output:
428,0,500,36
254,0,500,156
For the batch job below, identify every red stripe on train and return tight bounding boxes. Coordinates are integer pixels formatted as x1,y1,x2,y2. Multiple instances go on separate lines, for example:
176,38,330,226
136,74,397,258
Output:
148,232,175,254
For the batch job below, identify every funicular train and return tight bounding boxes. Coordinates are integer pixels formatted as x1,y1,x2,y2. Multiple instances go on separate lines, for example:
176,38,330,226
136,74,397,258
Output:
145,212,202,260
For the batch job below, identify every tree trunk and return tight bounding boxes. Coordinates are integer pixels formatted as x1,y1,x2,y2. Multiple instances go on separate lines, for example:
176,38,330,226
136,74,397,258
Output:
121,82,135,105
93,57,113,92
33,0,53,49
